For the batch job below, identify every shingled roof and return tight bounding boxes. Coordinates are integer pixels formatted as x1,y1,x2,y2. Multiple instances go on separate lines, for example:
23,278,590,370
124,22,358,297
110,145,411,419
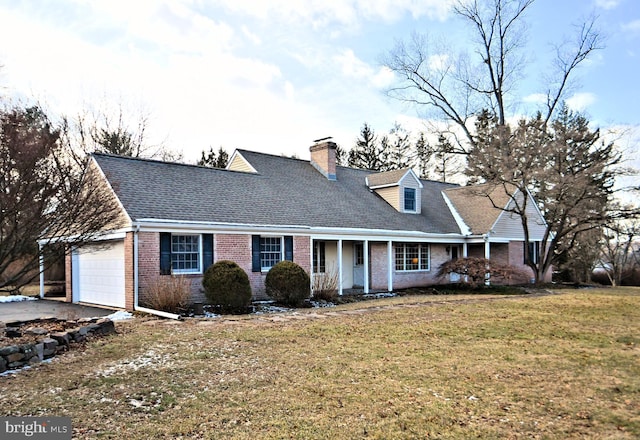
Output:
443,184,515,235
93,150,462,235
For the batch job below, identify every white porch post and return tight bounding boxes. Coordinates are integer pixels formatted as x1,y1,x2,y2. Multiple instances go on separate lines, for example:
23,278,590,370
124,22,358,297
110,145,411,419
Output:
363,240,369,294
484,235,491,286
387,240,393,292
309,238,314,296
337,239,343,296
462,242,468,258
38,243,45,299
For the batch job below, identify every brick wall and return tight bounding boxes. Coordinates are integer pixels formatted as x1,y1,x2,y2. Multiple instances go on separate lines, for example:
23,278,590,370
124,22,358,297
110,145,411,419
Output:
124,232,135,311
65,247,72,303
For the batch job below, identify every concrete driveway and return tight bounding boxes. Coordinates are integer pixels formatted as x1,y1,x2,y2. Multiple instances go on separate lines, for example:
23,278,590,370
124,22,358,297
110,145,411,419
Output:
0,299,115,323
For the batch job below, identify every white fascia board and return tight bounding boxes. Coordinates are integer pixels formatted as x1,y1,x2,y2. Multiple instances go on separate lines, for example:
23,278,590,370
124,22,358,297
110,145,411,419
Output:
134,219,468,243
368,182,398,190
135,219,310,235
441,191,472,236
38,228,130,245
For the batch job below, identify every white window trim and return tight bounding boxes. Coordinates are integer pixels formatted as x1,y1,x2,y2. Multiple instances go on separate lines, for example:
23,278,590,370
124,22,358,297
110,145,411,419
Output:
403,187,417,213
260,236,284,272
171,234,203,274
395,243,430,272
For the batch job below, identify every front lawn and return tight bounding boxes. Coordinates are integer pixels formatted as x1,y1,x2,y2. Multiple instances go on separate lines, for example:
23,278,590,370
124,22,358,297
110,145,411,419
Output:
1,288,639,439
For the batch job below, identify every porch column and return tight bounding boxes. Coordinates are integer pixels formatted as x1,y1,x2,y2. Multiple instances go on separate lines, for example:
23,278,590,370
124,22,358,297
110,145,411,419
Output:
387,241,393,292
462,242,469,283
309,239,314,295
39,243,45,299
484,235,491,285
363,240,369,294
337,239,343,296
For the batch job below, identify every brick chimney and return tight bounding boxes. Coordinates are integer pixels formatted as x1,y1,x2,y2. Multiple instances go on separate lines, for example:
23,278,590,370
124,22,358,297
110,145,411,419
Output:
310,138,337,181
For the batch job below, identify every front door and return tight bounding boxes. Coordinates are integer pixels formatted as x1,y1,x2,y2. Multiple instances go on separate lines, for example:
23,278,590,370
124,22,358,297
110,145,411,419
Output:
353,243,364,288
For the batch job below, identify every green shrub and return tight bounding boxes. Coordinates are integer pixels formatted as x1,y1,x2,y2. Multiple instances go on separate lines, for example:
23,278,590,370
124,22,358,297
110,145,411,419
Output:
265,261,310,306
202,260,252,312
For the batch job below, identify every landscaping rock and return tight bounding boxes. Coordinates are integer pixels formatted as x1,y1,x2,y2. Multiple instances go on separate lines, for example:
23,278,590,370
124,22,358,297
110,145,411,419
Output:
50,332,70,345
35,342,44,361
25,327,49,336
0,345,19,356
5,327,22,338
0,356,6,373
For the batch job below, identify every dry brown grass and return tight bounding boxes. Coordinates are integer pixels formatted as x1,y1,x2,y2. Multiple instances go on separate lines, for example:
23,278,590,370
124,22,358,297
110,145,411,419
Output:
1,288,639,439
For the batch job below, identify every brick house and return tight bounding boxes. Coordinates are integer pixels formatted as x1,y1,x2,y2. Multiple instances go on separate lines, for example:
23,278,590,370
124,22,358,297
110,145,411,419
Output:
53,140,550,311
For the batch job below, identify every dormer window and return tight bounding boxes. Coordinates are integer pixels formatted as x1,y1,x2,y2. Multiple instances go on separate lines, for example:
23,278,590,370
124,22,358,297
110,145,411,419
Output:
404,188,416,212
366,168,423,214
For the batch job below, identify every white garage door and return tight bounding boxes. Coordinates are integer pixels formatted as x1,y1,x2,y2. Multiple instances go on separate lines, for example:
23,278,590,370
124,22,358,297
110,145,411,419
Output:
73,241,126,308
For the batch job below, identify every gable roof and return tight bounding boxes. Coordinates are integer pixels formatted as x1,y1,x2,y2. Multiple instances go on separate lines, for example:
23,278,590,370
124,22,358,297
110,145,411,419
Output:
442,184,515,235
92,150,462,235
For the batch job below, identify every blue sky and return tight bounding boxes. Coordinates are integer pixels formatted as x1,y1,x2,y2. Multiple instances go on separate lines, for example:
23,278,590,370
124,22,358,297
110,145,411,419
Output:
0,0,638,164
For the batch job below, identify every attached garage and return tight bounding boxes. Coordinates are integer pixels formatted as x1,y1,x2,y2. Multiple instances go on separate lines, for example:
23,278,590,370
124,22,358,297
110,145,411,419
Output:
72,241,126,308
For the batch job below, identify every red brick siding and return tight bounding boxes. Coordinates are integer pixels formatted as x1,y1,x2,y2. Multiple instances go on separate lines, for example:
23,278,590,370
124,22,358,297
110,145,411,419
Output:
65,247,72,303
124,232,135,311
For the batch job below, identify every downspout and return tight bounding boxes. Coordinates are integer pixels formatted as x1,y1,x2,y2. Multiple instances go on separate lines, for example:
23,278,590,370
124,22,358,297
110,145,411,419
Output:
133,223,140,310
132,222,181,320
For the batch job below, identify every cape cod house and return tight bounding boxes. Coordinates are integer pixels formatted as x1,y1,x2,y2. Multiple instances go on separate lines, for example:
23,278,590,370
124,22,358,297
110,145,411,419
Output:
53,140,550,311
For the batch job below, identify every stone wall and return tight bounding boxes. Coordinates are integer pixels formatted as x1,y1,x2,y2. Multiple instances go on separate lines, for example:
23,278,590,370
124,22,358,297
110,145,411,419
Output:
0,317,116,374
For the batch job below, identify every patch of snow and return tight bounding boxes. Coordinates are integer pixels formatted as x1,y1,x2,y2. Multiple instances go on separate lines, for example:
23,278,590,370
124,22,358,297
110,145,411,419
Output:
0,295,37,303
203,311,221,318
105,311,133,321
362,292,397,299
0,358,53,377
253,305,294,315
97,348,171,377
310,300,337,308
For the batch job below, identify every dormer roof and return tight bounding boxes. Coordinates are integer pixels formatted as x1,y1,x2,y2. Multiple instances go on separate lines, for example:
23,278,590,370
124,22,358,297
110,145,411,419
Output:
365,168,424,189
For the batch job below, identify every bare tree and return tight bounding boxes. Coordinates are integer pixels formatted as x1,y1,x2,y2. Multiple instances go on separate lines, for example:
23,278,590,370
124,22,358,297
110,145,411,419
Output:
384,0,602,152
0,104,122,290
62,101,182,161
598,220,640,286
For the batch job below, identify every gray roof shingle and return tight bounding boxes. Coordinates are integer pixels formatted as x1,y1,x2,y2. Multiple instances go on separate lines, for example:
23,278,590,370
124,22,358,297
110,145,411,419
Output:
93,150,462,235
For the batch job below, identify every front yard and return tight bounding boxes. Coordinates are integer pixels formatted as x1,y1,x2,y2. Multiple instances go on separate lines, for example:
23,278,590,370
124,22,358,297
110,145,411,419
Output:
1,288,639,439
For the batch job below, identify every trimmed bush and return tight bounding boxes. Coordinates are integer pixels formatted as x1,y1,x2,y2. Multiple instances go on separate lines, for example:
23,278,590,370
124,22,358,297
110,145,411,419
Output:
265,261,311,306
202,260,252,312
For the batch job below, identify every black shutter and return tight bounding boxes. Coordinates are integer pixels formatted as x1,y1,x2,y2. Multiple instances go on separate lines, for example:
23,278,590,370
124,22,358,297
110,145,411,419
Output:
202,234,214,271
284,236,293,261
251,235,261,272
160,232,172,275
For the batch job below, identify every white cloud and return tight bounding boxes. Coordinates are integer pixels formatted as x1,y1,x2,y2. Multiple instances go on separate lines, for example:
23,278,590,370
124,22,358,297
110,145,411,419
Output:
594,0,620,10
522,93,547,104
211,0,453,30
622,19,640,34
566,92,597,112
333,49,394,89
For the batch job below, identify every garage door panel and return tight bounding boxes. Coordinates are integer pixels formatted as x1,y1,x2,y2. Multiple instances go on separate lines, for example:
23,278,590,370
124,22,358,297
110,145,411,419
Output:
75,241,125,308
